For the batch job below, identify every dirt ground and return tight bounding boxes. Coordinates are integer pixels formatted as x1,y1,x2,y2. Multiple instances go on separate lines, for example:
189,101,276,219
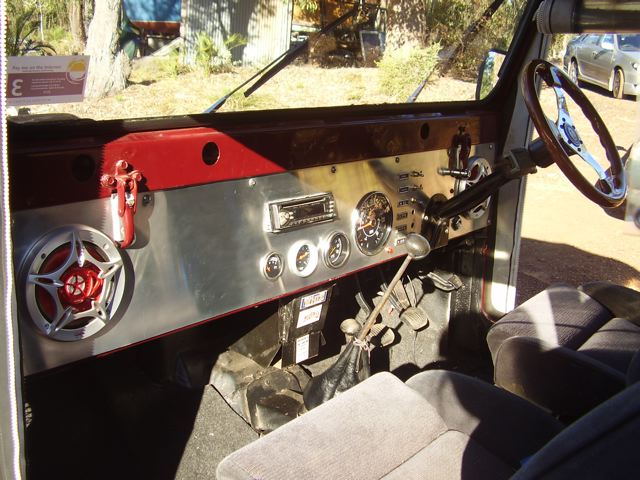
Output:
517,84,640,304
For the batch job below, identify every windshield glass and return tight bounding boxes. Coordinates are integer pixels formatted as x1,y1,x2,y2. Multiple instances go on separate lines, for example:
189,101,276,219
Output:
11,0,527,121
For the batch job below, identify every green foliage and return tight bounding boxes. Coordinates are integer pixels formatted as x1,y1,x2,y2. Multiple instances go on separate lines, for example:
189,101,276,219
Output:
34,0,69,31
377,43,441,101
6,0,56,56
296,0,319,14
225,33,248,52
195,32,248,74
162,49,190,78
45,26,76,55
424,0,526,75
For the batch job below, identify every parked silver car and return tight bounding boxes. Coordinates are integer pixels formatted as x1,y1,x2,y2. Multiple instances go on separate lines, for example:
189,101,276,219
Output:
563,33,640,98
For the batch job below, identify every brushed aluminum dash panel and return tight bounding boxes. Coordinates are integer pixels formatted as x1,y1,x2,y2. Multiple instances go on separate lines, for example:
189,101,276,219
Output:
13,145,493,374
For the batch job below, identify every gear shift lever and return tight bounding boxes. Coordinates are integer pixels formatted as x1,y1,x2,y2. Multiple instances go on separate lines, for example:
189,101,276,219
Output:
355,233,431,341
303,233,431,410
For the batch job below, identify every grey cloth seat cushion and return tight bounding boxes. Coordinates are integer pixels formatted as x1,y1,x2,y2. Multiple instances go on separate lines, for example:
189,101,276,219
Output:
486,283,640,417
487,284,613,364
217,371,562,480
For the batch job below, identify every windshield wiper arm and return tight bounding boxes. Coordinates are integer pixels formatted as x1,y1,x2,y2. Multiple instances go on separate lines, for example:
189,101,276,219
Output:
205,50,290,113
206,3,366,113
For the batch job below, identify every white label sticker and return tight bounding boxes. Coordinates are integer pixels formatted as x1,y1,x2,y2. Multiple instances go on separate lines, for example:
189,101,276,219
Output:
297,304,322,328
295,335,310,363
300,290,327,309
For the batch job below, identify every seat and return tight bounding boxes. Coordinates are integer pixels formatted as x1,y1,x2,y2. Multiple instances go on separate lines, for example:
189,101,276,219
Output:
216,370,640,479
487,282,640,417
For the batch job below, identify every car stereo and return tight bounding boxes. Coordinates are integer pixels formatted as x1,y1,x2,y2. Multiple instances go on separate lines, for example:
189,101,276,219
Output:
264,193,337,232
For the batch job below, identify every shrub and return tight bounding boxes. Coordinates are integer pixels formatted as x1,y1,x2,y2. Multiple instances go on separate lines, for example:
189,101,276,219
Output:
162,49,190,78
377,43,441,102
424,0,526,76
195,32,247,74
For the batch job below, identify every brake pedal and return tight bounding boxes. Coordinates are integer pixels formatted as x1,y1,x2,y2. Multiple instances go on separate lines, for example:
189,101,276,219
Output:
400,306,429,331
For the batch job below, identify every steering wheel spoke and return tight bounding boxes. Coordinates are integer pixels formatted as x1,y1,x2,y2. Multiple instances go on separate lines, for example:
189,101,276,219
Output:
577,149,607,179
522,59,626,207
553,86,570,116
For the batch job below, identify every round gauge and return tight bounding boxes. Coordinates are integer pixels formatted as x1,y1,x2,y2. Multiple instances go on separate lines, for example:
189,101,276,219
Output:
354,192,393,255
261,252,284,281
324,232,350,268
288,240,319,277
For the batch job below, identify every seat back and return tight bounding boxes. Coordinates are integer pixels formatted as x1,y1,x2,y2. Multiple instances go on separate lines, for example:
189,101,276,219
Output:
513,380,640,479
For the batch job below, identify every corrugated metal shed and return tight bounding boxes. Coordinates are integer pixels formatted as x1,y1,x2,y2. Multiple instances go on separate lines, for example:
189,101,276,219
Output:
184,0,293,66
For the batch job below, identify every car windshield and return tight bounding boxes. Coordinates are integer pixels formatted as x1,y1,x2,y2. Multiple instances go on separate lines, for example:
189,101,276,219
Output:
618,33,640,51
10,0,527,121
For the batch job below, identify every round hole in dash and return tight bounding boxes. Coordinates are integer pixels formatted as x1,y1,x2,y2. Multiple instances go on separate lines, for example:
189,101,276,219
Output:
71,155,96,182
202,142,220,166
420,123,430,141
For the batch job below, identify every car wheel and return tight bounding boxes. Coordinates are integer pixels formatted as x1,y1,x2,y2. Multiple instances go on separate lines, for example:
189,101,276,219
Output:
569,59,579,85
613,68,625,99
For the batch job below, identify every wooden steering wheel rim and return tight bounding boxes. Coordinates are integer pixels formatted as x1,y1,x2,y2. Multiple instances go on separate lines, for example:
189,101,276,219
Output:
521,59,626,208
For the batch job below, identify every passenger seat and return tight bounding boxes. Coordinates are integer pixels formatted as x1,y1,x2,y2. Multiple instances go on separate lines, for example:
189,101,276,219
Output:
487,282,640,418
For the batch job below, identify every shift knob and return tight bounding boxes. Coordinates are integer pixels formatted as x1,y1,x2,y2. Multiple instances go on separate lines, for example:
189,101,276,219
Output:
405,233,431,260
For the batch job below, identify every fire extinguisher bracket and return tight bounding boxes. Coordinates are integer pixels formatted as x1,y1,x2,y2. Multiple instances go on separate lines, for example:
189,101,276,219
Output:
100,160,142,249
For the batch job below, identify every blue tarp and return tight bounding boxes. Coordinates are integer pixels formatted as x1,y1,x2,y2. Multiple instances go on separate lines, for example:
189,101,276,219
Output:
123,0,181,23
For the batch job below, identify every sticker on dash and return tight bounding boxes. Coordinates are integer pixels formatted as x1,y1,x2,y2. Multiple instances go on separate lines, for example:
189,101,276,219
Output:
296,304,322,328
300,290,327,309
295,335,310,363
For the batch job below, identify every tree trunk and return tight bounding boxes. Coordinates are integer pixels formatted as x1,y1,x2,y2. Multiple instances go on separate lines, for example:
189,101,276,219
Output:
69,0,87,53
84,0,130,99
386,0,428,51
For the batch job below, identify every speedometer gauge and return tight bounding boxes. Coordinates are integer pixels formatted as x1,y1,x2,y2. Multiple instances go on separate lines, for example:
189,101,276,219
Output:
354,192,393,255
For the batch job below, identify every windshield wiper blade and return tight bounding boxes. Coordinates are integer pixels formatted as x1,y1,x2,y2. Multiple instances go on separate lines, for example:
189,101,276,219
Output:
205,3,366,113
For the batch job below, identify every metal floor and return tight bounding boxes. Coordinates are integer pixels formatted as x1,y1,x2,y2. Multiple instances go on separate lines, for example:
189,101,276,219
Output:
25,352,257,480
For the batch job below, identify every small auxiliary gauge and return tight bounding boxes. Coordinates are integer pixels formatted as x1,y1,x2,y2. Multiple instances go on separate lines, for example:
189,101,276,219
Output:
288,240,319,277
261,252,284,281
323,232,350,268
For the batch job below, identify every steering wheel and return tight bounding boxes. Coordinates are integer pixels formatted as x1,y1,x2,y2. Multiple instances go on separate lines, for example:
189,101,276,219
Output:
521,59,627,207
